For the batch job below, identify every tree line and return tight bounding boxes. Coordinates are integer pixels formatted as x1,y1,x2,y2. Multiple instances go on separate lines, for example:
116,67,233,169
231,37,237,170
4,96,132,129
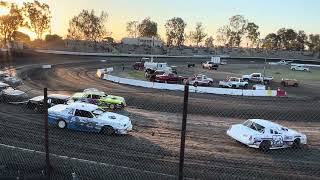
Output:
0,0,51,44
0,0,319,52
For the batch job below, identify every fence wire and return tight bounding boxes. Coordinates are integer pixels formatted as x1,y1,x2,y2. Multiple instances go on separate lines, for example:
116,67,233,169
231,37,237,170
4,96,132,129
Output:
0,86,320,180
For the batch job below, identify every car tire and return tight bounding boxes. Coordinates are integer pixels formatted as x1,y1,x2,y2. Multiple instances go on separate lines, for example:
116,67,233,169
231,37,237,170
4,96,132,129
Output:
208,82,213,87
292,138,301,149
231,85,236,89
244,84,248,89
193,82,198,87
109,104,116,110
259,141,271,152
292,68,296,71
57,119,67,129
293,83,299,87
101,126,115,136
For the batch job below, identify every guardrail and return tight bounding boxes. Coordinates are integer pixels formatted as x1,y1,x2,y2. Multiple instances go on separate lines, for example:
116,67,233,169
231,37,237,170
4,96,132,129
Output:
103,74,277,97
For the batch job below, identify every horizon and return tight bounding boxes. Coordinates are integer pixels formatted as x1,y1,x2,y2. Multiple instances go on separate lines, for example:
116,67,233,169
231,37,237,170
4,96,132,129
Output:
2,0,320,41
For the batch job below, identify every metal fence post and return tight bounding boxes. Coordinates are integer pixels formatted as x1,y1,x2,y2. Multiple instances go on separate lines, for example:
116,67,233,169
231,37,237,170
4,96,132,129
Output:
44,88,51,179
179,85,189,180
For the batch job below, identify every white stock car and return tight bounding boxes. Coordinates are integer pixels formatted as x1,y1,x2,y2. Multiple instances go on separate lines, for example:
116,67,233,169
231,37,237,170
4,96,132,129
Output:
48,102,133,135
227,119,307,151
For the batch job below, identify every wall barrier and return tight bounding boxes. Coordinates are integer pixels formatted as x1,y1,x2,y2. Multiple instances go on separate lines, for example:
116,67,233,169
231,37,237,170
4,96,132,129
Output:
102,74,278,97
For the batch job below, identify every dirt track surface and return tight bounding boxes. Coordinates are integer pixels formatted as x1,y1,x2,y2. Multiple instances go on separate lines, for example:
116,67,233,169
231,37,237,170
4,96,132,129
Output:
1,52,320,179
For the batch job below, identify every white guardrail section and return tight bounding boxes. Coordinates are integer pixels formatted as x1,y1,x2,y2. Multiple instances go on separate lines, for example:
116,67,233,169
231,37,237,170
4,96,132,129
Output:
103,74,277,97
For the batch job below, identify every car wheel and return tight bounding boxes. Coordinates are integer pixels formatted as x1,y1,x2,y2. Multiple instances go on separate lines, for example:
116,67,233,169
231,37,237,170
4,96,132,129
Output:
231,85,236,89
101,126,115,136
120,103,125,109
208,81,213,87
293,83,299,87
259,141,271,152
57,120,67,129
292,139,301,149
193,82,198,87
244,84,248,89
281,81,286,87
109,104,116,110
292,68,296,71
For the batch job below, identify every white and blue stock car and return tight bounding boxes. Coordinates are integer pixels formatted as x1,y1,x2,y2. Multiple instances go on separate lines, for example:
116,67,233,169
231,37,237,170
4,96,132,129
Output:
227,119,307,151
48,102,133,135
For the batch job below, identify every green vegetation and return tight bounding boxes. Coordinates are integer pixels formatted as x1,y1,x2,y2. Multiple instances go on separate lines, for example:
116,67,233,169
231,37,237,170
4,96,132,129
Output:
127,71,146,80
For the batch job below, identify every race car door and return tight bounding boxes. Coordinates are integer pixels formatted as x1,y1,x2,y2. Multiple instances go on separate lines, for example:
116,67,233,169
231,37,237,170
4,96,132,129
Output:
73,109,98,132
270,129,284,148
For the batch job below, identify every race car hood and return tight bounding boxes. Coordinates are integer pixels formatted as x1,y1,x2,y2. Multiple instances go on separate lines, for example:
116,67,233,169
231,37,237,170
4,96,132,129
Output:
97,112,131,128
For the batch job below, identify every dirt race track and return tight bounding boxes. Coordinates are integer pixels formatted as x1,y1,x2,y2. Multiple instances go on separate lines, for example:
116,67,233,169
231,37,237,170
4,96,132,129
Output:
0,52,320,179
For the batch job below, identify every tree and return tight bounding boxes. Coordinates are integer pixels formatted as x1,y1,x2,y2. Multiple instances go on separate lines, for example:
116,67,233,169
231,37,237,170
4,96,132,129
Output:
0,3,24,44
277,28,297,50
245,22,260,47
23,0,51,40
126,21,139,38
307,34,320,51
190,22,207,46
216,25,231,46
12,31,30,42
263,33,279,49
165,17,187,47
45,34,62,42
228,15,247,47
204,36,214,48
67,9,108,42
296,30,307,50
137,17,157,37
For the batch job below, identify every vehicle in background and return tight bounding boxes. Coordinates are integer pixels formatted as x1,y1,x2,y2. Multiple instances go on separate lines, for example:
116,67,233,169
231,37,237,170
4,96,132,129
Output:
281,79,299,87
155,73,187,84
0,82,10,92
133,61,145,70
48,102,132,135
269,60,293,65
211,56,221,64
27,94,70,111
253,84,266,90
69,89,126,110
0,87,28,103
242,73,273,84
0,71,9,80
185,74,214,87
3,76,23,87
145,70,166,82
219,77,249,89
227,119,307,151
144,61,174,74
290,65,310,72
202,61,219,70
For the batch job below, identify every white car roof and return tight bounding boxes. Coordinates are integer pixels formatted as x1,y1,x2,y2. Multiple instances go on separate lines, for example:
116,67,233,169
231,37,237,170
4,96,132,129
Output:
0,82,9,88
249,119,283,129
2,88,25,96
67,102,98,111
30,96,44,101
48,94,70,99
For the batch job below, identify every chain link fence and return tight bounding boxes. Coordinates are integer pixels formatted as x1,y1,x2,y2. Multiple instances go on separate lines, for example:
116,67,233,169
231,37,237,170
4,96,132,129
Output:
0,85,320,179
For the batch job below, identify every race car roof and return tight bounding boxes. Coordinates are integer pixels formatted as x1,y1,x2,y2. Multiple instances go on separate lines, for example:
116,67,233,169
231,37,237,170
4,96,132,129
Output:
67,102,98,111
0,82,10,88
48,94,70,100
249,119,283,129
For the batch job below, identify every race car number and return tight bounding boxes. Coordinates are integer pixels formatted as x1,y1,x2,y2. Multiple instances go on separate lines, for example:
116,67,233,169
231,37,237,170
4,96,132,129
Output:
272,135,284,147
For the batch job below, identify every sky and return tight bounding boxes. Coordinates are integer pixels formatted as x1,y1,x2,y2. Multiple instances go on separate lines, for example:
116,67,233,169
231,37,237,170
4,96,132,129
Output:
2,0,320,41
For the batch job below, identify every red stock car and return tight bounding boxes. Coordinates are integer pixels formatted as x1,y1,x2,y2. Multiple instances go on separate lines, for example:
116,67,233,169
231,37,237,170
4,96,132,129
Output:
155,73,187,84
